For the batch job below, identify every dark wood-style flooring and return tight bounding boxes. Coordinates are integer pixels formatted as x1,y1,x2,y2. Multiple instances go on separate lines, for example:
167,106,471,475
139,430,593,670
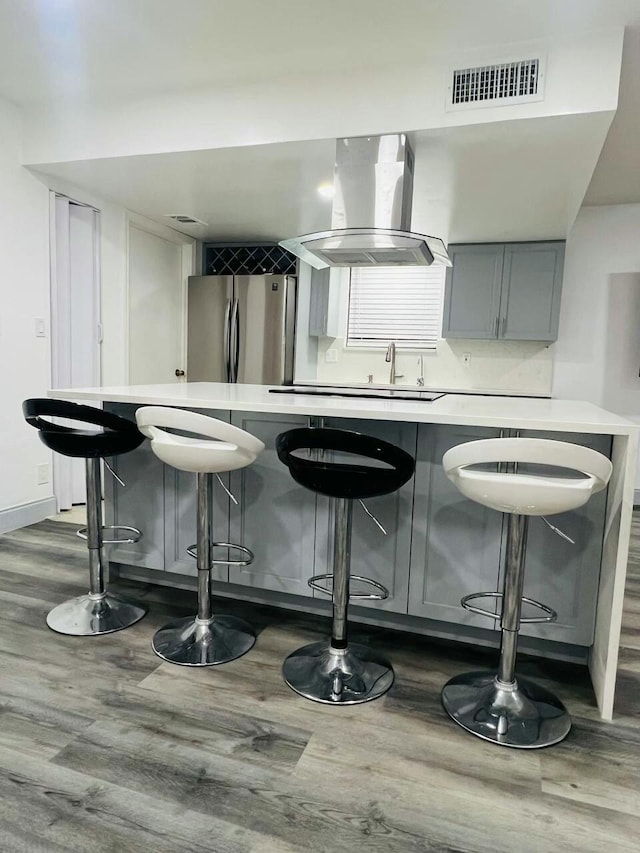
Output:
0,516,639,852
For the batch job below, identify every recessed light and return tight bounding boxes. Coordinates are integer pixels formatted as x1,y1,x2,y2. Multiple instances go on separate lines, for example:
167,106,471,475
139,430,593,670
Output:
317,183,335,200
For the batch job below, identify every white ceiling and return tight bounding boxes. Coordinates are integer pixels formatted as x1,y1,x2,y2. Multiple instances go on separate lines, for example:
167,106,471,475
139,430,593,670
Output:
32,112,611,244
4,0,640,232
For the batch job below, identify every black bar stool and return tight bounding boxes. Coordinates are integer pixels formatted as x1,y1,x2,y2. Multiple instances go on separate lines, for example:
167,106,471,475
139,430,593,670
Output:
23,398,147,636
276,427,415,704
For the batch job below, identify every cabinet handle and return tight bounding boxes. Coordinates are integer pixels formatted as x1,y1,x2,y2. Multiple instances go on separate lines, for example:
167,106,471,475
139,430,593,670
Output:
494,317,499,337
501,316,506,337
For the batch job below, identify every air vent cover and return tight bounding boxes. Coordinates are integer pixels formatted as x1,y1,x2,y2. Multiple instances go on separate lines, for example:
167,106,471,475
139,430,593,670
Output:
448,58,543,110
164,214,208,225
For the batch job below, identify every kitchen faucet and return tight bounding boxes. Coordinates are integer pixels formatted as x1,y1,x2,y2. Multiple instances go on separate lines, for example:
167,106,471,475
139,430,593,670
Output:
385,342,404,385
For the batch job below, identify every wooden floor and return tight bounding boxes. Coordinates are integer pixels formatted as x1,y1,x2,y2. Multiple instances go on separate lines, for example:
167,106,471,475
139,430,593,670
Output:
0,519,639,853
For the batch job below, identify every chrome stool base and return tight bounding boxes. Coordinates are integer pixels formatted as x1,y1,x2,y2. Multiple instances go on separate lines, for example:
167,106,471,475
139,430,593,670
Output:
152,614,255,666
441,671,571,749
46,593,147,636
283,640,394,705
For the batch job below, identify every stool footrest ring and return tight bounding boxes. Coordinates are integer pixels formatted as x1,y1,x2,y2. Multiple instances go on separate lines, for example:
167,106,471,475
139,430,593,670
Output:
461,591,557,624
308,573,389,601
187,542,254,567
76,525,142,545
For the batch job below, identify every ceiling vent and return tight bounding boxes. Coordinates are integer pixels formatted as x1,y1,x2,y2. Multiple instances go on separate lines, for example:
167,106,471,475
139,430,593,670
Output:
447,57,544,110
164,214,208,225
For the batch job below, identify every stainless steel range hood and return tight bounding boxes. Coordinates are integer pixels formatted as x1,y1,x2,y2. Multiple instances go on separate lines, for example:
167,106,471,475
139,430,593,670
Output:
280,134,450,270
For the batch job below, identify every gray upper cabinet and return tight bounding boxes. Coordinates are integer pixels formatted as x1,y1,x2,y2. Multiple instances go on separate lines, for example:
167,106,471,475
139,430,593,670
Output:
442,244,504,339
229,411,317,597
314,417,417,615
442,241,565,342
499,243,565,341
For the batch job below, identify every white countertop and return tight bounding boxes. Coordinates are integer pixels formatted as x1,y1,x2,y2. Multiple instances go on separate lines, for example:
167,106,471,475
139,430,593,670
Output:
49,383,638,435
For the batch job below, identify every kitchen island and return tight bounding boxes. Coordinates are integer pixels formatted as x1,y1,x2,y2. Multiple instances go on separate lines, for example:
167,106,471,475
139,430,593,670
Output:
50,382,638,721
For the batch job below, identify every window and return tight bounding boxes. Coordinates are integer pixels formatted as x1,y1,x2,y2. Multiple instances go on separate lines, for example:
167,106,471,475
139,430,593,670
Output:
346,265,446,348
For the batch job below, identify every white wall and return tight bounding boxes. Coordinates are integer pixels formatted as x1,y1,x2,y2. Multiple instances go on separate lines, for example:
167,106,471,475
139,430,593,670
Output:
553,203,640,407
0,97,53,526
553,203,640,486
21,30,622,166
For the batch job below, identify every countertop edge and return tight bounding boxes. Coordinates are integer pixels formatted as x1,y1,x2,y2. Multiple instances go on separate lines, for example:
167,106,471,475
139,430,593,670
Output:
46,384,639,436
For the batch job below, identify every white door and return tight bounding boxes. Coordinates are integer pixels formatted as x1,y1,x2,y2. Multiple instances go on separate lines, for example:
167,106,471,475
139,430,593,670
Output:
50,195,101,510
128,223,188,384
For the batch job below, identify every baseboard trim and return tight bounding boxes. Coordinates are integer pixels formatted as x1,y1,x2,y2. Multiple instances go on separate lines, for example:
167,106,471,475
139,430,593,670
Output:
634,489,640,507
0,497,57,535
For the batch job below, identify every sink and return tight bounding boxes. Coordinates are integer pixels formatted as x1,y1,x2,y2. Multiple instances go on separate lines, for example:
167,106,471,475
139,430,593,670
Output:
269,386,446,402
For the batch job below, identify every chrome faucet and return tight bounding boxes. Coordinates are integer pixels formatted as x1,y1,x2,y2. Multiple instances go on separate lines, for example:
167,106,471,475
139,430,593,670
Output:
385,342,404,385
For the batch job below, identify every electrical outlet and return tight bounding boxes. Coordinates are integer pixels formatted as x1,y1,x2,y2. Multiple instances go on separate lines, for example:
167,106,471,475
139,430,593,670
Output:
37,463,49,485
462,352,471,367
325,348,338,363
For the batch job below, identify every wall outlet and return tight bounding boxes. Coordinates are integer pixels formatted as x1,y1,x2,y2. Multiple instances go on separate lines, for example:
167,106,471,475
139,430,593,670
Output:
325,348,339,363
462,352,471,367
37,463,49,485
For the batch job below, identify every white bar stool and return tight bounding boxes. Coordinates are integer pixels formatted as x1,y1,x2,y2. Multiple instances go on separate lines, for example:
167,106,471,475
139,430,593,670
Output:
441,437,612,749
135,406,264,666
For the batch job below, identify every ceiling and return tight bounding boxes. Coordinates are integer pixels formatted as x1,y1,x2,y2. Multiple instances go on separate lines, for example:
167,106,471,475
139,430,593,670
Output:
32,113,611,244
4,0,640,235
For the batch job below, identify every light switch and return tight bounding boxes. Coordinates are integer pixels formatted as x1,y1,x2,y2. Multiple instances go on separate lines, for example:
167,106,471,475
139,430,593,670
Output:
35,318,46,338
325,348,338,363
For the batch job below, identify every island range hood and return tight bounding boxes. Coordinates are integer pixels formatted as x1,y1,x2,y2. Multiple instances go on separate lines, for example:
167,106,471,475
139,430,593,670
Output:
280,133,450,270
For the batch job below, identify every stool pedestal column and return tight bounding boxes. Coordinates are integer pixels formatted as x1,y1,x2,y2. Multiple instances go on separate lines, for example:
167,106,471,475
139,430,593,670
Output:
152,472,256,666
441,513,571,749
282,496,394,704
46,458,147,636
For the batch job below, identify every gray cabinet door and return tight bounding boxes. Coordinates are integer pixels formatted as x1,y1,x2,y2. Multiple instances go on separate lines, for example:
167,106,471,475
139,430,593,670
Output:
163,409,232,581
314,418,417,615
105,441,166,572
499,242,564,341
512,430,610,646
229,412,316,596
442,244,504,339
408,424,504,626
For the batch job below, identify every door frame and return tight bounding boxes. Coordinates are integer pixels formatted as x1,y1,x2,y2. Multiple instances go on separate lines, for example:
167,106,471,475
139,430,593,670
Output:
49,191,102,511
124,212,196,383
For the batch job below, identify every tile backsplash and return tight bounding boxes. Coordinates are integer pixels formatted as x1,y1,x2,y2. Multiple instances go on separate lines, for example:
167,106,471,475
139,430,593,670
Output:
315,337,553,395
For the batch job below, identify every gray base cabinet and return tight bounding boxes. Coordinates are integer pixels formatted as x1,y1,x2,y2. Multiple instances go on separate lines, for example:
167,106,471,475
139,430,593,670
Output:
106,437,166,572
408,423,609,646
105,404,610,652
229,412,317,597
106,404,231,581
408,424,505,627
313,417,417,615
512,430,610,645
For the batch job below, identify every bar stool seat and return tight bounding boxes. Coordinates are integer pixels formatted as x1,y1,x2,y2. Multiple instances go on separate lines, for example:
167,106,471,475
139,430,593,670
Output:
277,427,415,704
441,437,612,749
23,398,147,636
136,407,264,666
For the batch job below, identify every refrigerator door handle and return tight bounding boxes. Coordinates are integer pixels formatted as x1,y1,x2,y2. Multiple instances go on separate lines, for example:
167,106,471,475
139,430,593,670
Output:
230,297,240,383
223,298,232,382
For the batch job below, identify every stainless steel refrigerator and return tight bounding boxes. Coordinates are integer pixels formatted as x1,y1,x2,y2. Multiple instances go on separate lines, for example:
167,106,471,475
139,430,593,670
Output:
186,275,297,384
